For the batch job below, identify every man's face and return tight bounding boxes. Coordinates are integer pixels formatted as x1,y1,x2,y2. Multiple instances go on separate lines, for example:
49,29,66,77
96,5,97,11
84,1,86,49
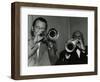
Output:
73,32,82,48
34,20,46,36
73,32,81,40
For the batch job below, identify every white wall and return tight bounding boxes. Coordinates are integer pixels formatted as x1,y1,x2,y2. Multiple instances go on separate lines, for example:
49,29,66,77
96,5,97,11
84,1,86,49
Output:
0,0,100,82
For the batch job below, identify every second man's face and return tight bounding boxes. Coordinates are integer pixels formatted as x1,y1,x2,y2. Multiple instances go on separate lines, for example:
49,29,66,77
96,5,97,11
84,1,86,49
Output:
34,20,46,36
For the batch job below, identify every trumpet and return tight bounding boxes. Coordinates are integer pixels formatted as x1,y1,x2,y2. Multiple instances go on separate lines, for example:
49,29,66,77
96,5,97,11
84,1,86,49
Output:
47,28,59,40
65,39,79,52
39,28,59,42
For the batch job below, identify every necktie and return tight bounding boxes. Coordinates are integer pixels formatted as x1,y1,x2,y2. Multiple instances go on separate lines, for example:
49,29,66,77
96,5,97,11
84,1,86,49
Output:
35,43,40,65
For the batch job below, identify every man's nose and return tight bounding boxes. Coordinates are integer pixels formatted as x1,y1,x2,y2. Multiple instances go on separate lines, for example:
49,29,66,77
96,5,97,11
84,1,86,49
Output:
40,29,44,32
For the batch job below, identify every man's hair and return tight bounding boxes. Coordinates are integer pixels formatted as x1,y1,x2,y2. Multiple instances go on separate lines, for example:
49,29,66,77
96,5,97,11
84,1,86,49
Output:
31,17,48,37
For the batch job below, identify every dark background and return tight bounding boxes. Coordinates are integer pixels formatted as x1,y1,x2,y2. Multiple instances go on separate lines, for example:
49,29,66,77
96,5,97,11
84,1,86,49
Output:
28,15,88,57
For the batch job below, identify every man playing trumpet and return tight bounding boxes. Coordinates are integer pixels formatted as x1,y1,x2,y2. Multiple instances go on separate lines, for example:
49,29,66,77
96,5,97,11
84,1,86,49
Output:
28,17,58,66
56,31,87,65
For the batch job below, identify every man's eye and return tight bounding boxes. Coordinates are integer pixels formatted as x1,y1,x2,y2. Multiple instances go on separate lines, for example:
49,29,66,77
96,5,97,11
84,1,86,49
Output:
36,26,39,28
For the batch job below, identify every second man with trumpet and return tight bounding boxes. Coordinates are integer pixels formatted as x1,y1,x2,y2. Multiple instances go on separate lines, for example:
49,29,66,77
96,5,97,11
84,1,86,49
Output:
56,31,87,65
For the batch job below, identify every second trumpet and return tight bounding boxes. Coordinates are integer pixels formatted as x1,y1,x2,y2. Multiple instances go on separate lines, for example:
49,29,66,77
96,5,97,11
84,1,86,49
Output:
65,39,79,52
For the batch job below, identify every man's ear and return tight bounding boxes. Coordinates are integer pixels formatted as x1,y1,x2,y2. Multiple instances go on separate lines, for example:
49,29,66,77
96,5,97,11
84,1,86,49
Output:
31,26,34,37
31,26,34,31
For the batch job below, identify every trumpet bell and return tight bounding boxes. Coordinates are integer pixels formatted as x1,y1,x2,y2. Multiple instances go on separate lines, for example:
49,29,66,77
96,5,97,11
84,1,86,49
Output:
65,39,78,52
47,28,59,40
67,43,75,50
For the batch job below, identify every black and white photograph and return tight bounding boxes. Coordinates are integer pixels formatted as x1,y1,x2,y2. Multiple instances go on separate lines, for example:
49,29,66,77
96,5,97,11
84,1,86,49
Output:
11,2,97,79
28,15,88,66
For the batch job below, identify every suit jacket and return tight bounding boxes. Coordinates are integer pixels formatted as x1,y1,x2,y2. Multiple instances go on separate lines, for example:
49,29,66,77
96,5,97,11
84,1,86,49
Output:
28,41,58,66
55,46,87,65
